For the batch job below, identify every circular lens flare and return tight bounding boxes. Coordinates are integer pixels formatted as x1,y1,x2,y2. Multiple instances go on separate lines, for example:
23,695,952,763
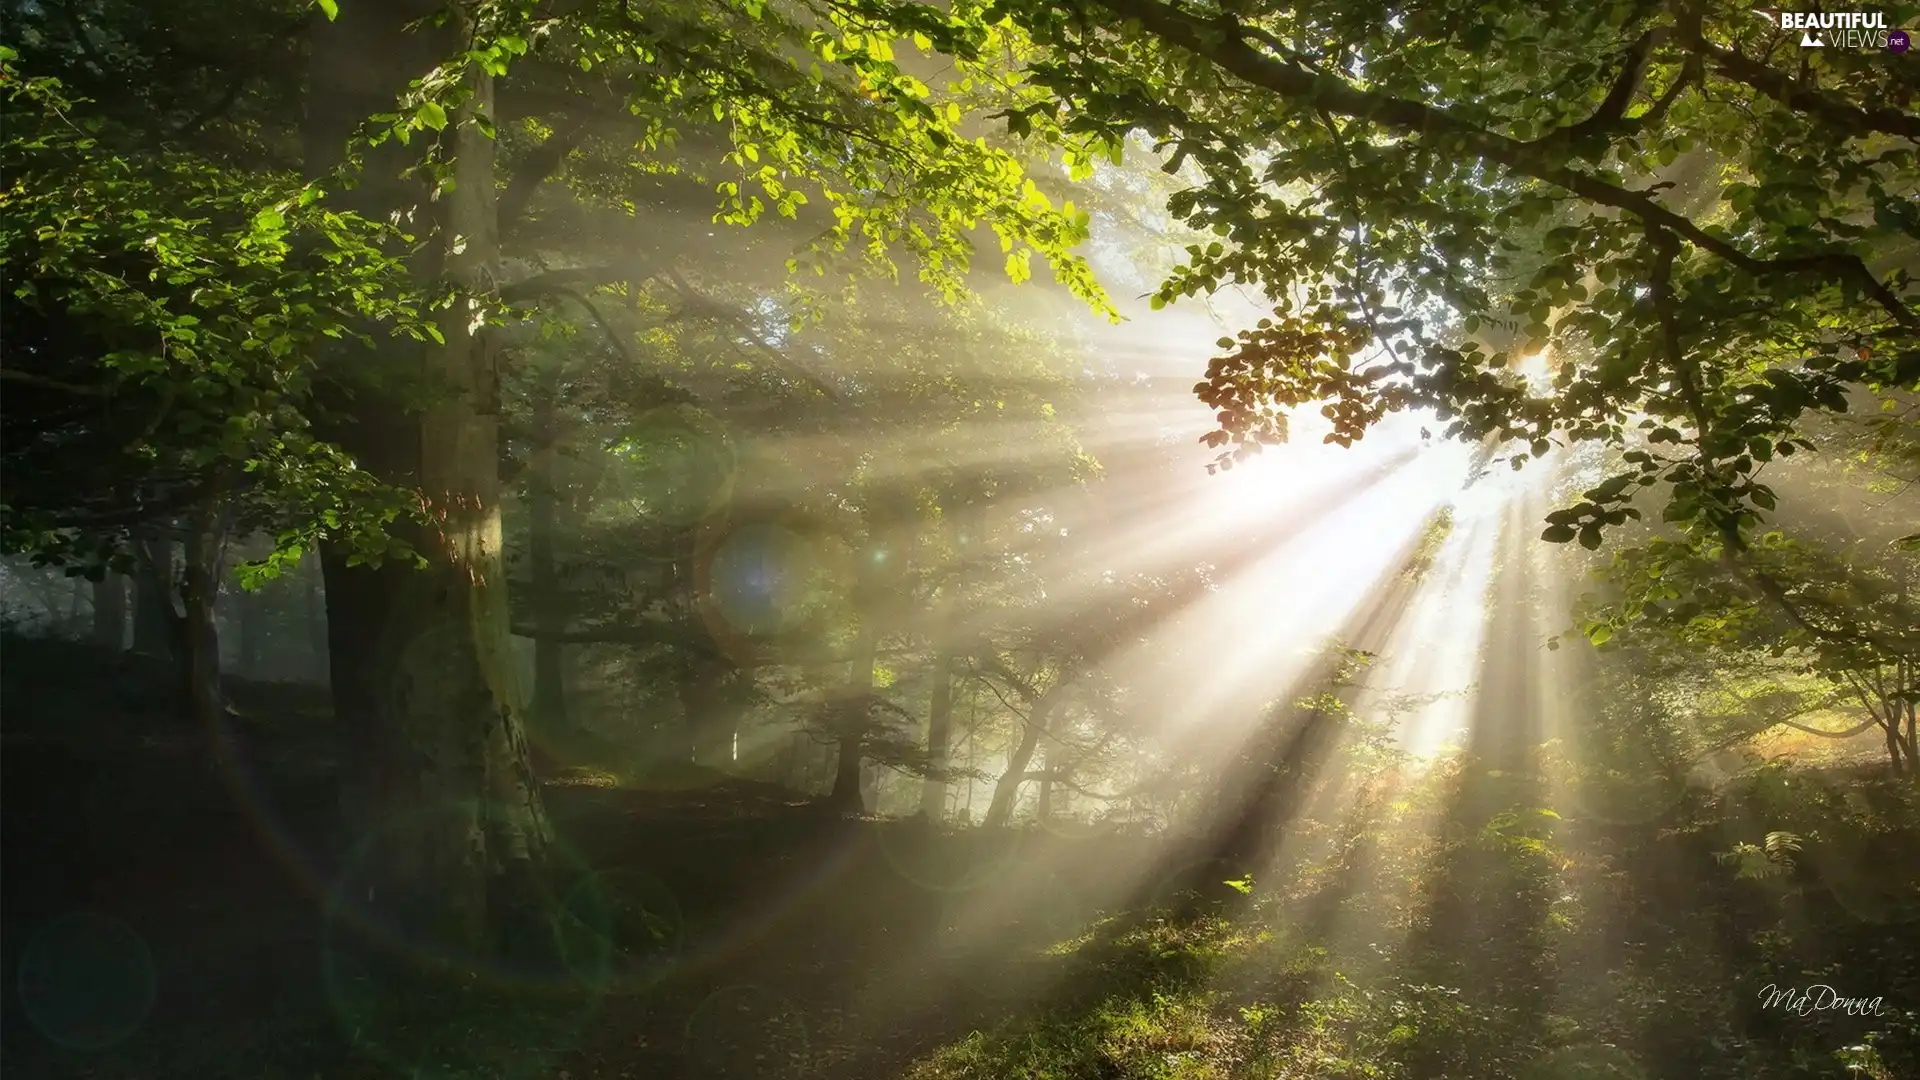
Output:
16,911,156,1051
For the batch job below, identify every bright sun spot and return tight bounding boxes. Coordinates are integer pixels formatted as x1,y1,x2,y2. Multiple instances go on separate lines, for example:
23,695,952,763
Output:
1163,388,1566,764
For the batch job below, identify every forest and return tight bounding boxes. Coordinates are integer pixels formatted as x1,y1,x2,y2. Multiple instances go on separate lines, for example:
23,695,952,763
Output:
0,1,1916,1078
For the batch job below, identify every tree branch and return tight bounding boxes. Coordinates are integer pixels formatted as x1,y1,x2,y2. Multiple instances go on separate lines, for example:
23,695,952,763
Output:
1679,29,1920,139
508,619,862,667
970,650,1045,704
974,671,1032,724
559,285,644,367
1636,49,1701,132
1092,0,1920,331
659,268,847,402
1536,27,1662,148
1647,227,1715,440
1740,560,1895,653
1774,712,1883,740
510,621,682,646
0,369,113,396
500,261,659,302
499,116,591,230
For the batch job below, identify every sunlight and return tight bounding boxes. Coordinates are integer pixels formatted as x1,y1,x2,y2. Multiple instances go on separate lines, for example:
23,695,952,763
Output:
13,7,1917,1076
1515,348,1554,395
1093,407,1495,753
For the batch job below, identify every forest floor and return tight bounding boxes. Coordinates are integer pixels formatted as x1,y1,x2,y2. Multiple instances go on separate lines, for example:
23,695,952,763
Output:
5,634,1919,1080
0,635,1174,1080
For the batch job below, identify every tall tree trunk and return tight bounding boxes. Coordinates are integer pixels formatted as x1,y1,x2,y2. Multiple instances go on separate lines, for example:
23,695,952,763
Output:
827,493,909,814
827,628,877,813
303,559,327,681
679,658,737,768
525,365,568,734
130,532,175,659
1904,692,1918,780
964,725,978,823
918,649,956,818
983,692,1054,828
1035,742,1054,823
918,501,968,818
783,732,807,790
235,578,262,678
91,575,126,651
178,493,230,725
65,577,87,634
307,0,551,963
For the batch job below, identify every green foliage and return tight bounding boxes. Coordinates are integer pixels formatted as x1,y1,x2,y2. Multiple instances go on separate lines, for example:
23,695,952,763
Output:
361,0,1117,315
0,48,429,574
7,0,1129,594
907,740,1920,1080
1575,504,1918,770
977,0,1917,558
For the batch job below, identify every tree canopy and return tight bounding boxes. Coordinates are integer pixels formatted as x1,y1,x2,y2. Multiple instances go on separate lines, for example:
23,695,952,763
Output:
0,10,1915,1074
982,0,1916,548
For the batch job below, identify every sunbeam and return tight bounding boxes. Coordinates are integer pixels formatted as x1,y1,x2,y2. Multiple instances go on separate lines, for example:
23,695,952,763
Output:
6,5,1917,1079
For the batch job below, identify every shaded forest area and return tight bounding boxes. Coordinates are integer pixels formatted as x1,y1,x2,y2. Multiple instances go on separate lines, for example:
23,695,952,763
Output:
3,2,1918,1079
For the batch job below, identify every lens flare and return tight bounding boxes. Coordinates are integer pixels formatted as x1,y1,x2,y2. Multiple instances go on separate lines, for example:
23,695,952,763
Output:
16,911,156,1051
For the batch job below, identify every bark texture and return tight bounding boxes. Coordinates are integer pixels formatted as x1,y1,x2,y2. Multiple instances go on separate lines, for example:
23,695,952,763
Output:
827,627,878,813
983,689,1056,828
917,648,956,818
130,531,174,658
306,0,552,962
91,575,126,651
178,494,229,726
524,365,568,734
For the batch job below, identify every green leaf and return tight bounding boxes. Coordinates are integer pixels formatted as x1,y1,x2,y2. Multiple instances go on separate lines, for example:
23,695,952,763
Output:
316,0,339,19
417,101,448,131
1004,250,1031,283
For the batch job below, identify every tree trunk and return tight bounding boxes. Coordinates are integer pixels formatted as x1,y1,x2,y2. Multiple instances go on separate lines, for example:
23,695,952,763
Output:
130,532,175,658
303,560,327,681
984,692,1054,828
679,658,737,768
828,627,878,813
918,649,956,818
827,491,909,814
525,365,568,734
65,577,87,634
91,575,126,651
1035,743,1054,824
233,544,263,678
1905,695,1918,780
235,585,261,678
963,727,978,823
306,0,551,964
783,732,808,790
178,493,230,725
